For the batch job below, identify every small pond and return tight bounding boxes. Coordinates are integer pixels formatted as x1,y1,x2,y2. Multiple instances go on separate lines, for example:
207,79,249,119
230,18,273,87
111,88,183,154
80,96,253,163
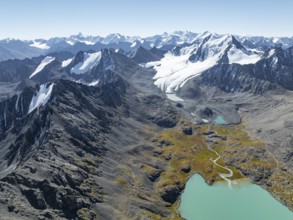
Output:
214,116,228,125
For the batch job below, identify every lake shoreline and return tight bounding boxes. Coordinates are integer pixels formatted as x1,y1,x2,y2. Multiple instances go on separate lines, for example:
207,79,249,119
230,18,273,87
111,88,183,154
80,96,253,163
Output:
178,174,293,220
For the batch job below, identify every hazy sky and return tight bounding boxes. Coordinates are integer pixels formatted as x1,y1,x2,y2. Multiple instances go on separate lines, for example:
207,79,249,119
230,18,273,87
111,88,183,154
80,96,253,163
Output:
0,0,292,39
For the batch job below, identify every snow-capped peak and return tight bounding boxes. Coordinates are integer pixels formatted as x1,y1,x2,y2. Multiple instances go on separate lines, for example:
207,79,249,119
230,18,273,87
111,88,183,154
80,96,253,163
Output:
65,33,100,45
102,33,127,44
148,33,261,93
144,31,199,48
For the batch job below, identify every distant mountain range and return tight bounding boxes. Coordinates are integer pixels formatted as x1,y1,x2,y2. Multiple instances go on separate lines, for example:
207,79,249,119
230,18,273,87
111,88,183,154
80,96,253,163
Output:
1,31,293,61
1,31,292,98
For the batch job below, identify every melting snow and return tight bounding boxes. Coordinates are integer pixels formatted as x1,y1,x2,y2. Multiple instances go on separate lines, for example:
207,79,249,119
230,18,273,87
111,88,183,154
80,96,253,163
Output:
62,58,73,67
29,56,55,78
28,83,54,114
71,52,101,74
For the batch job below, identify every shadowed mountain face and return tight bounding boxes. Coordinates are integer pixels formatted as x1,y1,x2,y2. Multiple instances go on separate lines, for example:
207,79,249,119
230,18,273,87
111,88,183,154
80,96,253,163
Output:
128,46,166,64
195,46,293,95
0,32,293,219
0,78,178,219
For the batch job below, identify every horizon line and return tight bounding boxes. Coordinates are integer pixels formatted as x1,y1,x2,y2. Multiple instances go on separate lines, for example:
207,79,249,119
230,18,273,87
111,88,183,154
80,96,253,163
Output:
1,30,293,41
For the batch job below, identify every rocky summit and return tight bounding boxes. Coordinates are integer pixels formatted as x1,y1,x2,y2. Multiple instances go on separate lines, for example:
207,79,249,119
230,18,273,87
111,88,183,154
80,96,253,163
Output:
0,31,292,219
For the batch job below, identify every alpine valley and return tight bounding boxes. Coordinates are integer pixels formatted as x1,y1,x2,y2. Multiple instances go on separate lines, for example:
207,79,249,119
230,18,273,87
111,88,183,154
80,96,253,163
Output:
0,31,292,219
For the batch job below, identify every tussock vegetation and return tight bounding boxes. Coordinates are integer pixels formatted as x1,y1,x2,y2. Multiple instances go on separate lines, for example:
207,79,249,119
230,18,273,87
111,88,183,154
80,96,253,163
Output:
141,120,293,219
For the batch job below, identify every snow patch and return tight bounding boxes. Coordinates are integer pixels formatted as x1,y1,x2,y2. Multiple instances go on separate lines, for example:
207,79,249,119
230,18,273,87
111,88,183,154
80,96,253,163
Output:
62,58,73,67
15,95,20,112
131,41,137,48
142,61,161,68
66,41,75,45
272,38,280,43
268,49,276,58
30,41,50,50
202,119,209,123
271,56,278,67
28,83,54,114
66,39,97,45
166,93,184,102
80,40,96,45
71,52,102,74
88,80,99,86
29,56,55,78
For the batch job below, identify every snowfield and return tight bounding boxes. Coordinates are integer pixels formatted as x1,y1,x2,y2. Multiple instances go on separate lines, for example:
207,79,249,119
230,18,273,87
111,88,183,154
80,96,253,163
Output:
71,52,102,74
28,83,54,114
61,58,73,67
29,56,55,78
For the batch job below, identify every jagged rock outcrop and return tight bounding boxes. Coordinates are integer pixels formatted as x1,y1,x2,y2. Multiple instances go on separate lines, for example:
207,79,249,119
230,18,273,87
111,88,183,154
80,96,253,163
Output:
200,64,278,95
0,77,179,219
129,46,165,64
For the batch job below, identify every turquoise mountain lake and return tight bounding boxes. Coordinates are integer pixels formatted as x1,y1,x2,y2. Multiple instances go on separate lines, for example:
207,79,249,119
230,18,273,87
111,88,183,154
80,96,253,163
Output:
214,116,228,125
179,174,293,220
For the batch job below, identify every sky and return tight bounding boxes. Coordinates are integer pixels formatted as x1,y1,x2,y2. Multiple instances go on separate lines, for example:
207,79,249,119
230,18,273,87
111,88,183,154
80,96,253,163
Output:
0,0,292,39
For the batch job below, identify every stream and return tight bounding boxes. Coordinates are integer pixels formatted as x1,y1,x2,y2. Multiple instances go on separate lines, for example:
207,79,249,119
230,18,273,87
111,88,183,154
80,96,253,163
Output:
208,146,235,188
